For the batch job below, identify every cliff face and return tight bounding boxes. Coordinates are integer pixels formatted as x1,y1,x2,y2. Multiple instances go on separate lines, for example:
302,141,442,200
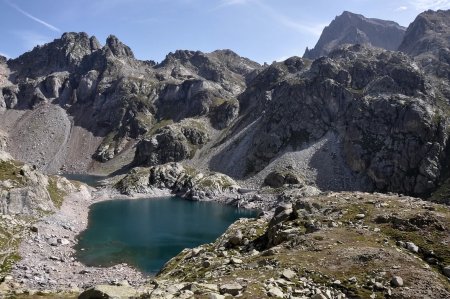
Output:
213,45,445,197
304,11,406,60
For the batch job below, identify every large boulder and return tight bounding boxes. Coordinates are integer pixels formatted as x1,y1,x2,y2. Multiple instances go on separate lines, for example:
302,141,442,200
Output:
264,170,304,188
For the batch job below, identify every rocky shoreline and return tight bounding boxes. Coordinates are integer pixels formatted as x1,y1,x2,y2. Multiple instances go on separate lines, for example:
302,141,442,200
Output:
3,179,268,296
6,186,145,295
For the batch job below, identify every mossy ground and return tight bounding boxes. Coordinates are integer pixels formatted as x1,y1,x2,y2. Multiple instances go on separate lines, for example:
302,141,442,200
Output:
47,177,67,209
0,161,25,187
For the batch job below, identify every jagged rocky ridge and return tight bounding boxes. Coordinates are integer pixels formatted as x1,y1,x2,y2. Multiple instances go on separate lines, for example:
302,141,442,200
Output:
1,11,450,201
304,11,406,60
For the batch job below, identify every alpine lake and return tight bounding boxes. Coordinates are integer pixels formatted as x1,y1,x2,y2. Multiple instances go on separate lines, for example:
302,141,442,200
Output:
65,174,257,274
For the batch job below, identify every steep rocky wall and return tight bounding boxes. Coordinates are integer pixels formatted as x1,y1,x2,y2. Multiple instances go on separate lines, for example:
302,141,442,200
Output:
211,45,447,197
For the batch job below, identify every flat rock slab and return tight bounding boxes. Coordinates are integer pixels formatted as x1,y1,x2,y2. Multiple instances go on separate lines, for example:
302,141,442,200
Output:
78,284,138,299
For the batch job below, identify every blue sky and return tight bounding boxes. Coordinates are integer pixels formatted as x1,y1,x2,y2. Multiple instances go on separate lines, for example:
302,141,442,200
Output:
1,0,450,63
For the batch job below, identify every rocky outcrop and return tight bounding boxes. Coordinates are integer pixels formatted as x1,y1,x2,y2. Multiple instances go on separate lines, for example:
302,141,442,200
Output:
1,32,261,169
157,192,450,299
8,32,101,79
115,162,239,199
398,9,450,79
304,11,405,60
157,49,261,95
134,120,209,166
0,153,75,215
0,151,77,281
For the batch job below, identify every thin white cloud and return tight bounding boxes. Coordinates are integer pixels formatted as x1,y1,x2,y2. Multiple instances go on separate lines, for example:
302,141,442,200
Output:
0,51,10,59
5,0,60,32
408,0,450,10
216,0,324,36
395,6,408,11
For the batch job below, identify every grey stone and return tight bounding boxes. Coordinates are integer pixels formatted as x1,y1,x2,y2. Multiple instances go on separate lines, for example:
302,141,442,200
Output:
267,287,284,298
304,11,405,59
406,242,419,253
281,269,296,281
391,276,404,287
355,214,365,220
228,230,244,246
220,283,243,296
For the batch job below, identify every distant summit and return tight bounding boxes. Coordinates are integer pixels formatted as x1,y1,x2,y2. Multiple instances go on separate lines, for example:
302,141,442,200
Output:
398,9,450,57
304,11,406,59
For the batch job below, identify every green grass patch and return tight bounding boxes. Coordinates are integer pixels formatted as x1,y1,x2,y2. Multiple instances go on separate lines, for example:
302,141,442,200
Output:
0,161,25,186
47,177,66,208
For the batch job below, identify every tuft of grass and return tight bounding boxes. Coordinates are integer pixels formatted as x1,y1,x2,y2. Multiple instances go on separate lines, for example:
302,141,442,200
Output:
47,177,66,209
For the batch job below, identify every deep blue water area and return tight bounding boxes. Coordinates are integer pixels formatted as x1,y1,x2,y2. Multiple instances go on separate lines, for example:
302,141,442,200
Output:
75,197,256,274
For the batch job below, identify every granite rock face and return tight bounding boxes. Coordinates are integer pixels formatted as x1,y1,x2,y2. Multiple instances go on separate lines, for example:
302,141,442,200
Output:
304,11,406,60
134,120,209,166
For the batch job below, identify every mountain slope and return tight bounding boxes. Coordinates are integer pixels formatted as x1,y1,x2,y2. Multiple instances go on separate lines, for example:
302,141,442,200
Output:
304,11,406,60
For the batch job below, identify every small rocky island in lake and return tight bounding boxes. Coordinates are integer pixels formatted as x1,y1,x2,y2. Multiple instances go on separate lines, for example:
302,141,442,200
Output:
0,3,450,299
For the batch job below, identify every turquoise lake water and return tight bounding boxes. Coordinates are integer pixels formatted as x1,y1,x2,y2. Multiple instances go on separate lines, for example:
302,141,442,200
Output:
74,197,257,274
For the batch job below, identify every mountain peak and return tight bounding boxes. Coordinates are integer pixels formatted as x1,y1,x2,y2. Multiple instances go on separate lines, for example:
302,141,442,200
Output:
8,32,101,79
104,35,134,58
399,9,450,57
304,11,405,60
340,11,364,19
